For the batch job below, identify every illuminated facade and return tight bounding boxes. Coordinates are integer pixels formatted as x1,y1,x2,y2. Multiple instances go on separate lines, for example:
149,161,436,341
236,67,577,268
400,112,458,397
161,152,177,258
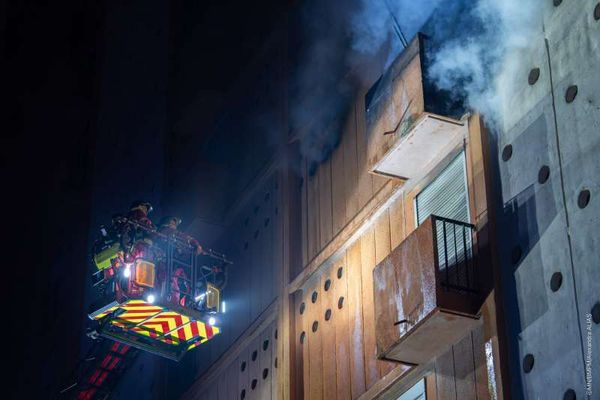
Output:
171,1,599,399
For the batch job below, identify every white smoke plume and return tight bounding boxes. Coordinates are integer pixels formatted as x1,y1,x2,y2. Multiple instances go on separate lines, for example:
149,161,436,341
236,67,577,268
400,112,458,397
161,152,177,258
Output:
427,0,540,129
350,0,541,128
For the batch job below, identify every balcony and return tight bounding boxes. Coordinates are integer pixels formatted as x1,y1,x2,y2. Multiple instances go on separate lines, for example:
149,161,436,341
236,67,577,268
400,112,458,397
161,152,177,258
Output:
373,216,483,365
365,34,468,181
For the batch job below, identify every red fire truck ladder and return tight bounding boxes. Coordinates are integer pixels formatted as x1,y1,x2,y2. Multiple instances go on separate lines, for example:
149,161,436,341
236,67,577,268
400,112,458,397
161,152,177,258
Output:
57,339,139,399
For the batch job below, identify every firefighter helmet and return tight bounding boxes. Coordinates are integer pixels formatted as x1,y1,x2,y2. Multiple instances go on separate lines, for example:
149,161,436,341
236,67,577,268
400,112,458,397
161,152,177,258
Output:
159,216,182,228
130,200,153,214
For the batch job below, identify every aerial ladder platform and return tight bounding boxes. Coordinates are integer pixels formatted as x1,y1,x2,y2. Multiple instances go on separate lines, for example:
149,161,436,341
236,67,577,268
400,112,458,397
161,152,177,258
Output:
88,217,231,361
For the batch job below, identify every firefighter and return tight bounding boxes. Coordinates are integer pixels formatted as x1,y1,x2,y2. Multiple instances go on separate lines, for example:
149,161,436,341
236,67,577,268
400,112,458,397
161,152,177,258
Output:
158,216,204,255
158,216,204,307
127,200,154,229
121,201,156,260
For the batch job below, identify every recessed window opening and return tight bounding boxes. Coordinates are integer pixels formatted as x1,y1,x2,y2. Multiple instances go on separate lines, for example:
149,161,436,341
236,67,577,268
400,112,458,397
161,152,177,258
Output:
414,151,472,287
396,378,426,400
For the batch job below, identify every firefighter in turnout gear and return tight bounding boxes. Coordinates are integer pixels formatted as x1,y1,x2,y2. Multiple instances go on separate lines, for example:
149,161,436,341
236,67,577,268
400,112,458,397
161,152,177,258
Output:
97,201,160,302
158,216,204,255
123,200,158,263
127,201,154,229
158,216,204,307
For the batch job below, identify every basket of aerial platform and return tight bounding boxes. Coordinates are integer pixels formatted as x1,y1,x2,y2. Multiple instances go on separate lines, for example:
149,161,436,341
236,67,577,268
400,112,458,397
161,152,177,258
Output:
88,212,231,362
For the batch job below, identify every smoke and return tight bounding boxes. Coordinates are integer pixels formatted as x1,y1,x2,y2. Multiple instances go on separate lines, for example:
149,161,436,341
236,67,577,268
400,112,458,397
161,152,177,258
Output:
292,0,538,166
290,0,356,171
291,0,438,169
427,0,539,129
351,0,441,63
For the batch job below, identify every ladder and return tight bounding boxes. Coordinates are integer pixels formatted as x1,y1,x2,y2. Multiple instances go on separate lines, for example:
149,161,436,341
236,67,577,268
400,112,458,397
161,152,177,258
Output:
57,339,139,399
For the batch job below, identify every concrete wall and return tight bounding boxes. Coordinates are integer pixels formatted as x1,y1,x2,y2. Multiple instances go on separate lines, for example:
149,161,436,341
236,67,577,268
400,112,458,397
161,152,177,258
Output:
495,1,599,398
172,168,285,399
192,172,283,374
183,320,280,400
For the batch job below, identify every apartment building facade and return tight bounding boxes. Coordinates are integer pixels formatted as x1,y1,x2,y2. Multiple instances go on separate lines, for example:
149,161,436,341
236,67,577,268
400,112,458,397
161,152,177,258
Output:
175,1,599,399
179,33,501,400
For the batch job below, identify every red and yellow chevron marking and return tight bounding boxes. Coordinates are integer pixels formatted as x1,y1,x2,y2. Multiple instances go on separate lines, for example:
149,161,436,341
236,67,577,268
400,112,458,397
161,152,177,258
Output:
91,299,219,347
187,333,219,351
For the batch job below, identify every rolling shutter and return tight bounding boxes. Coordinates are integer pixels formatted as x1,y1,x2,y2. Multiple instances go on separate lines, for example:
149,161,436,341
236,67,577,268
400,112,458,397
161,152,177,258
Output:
415,151,469,226
416,151,471,279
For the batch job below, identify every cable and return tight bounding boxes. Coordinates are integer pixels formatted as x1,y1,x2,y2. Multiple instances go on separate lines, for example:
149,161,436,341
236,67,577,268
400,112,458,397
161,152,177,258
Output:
383,0,408,48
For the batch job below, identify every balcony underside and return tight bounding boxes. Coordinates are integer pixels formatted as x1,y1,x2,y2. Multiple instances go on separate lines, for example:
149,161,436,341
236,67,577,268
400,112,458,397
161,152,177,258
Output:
371,113,466,181
383,308,481,365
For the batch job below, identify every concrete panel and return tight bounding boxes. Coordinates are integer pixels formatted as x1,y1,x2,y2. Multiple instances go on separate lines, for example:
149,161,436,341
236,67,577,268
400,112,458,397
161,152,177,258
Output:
498,96,586,397
499,108,557,202
547,1,600,394
512,211,585,399
498,35,550,135
544,0,600,86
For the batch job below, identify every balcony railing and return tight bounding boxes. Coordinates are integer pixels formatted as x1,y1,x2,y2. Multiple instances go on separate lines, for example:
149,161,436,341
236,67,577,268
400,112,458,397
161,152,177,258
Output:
432,216,477,294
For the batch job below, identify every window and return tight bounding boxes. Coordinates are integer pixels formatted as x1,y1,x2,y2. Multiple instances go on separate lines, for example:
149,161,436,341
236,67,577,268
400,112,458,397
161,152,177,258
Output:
397,378,426,400
415,152,471,275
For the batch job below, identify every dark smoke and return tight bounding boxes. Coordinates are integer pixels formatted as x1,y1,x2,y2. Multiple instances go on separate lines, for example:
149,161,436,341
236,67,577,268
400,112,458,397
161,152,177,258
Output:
290,0,439,170
289,0,355,172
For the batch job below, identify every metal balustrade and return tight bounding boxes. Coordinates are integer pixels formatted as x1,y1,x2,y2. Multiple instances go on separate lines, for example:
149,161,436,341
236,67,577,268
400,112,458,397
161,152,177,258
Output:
432,216,477,293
